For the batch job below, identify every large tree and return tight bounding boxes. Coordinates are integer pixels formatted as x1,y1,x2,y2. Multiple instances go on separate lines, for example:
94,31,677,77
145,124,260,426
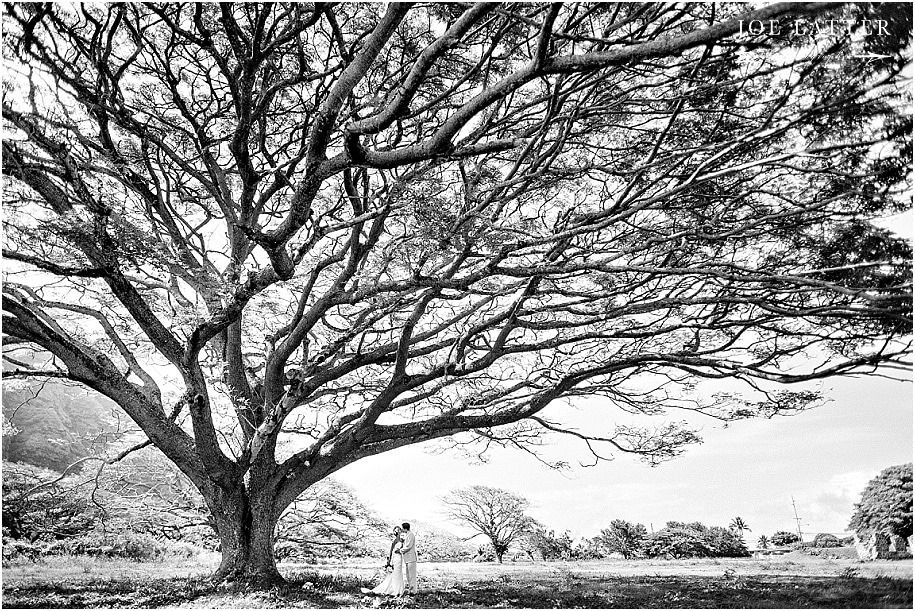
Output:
848,463,913,541
596,519,649,560
1,2,911,585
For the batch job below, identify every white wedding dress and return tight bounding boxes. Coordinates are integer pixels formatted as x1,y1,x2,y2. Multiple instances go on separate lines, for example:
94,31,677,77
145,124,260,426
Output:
370,541,405,596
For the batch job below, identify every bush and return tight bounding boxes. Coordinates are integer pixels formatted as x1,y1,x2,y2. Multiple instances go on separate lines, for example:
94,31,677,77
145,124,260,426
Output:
23,533,199,562
2,461,98,541
812,533,841,548
2,536,45,564
770,531,801,546
805,546,860,560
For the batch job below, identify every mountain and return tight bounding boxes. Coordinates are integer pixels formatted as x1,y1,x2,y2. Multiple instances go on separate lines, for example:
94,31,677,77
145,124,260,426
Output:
2,379,123,471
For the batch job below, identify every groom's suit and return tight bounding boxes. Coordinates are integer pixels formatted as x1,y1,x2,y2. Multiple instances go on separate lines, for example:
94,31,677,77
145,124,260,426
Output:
400,529,417,591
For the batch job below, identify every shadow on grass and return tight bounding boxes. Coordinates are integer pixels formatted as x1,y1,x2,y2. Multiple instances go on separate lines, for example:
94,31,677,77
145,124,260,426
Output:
410,574,913,609
3,570,912,608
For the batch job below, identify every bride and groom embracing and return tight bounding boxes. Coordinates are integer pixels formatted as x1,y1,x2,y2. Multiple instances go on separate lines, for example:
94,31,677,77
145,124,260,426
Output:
362,522,418,597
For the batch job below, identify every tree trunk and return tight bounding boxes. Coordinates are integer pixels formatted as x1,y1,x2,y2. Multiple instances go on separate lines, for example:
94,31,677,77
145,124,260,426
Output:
494,545,505,563
209,488,284,588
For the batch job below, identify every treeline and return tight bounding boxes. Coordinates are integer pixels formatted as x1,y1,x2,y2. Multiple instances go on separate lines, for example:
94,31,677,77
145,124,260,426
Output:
440,486,752,562
519,519,749,561
1,455,477,565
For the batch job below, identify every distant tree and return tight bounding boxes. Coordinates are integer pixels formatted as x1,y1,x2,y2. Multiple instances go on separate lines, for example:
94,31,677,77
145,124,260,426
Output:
770,531,801,547
596,519,649,559
848,463,913,541
757,535,770,549
646,523,713,559
571,537,605,561
547,530,575,561
729,517,751,537
523,521,575,561
646,521,748,559
442,486,529,563
405,522,476,562
812,533,841,548
706,525,750,557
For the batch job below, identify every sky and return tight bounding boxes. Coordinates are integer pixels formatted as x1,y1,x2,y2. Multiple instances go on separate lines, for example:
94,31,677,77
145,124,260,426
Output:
335,372,912,545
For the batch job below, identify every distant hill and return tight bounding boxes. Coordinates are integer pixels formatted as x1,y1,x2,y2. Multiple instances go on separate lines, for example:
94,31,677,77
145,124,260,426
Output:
2,379,123,471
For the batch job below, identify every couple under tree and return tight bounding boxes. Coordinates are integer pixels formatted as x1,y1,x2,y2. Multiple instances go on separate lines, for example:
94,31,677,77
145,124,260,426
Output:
362,523,418,597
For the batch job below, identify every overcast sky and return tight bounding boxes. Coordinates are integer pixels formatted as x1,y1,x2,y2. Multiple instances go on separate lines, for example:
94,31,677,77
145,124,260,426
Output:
336,370,912,545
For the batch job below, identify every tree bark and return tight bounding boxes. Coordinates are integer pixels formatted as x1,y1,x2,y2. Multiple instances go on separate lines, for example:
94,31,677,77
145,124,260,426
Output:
209,487,284,587
494,544,506,564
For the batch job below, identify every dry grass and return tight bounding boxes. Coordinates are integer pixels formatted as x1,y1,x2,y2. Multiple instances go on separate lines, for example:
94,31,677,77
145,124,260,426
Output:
2,554,911,608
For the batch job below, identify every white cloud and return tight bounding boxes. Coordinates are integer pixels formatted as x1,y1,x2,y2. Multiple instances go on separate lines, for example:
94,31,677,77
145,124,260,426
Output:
795,469,880,536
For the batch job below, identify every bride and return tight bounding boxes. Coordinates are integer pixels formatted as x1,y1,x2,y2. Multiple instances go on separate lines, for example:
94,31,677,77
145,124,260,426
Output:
363,526,405,597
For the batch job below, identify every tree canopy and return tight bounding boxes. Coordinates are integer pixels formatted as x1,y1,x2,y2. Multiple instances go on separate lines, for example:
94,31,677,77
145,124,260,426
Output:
1,2,911,584
646,521,748,559
596,519,649,559
848,463,913,540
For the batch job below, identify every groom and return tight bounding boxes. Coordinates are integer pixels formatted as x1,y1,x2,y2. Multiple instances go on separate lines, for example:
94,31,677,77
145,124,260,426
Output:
397,522,417,593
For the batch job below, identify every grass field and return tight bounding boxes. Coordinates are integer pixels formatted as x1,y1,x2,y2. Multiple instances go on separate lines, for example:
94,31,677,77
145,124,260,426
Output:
2,553,912,608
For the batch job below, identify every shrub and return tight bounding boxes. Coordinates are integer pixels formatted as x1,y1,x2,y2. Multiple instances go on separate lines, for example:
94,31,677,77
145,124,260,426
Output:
2,461,98,541
2,537,45,564
812,533,841,548
770,531,801,546
112,533,168,561
274,540,299,561
42,533,197,561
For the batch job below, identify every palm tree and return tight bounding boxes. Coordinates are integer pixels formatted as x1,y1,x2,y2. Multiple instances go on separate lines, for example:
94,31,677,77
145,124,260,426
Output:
730,517,751,537
757,535,770,549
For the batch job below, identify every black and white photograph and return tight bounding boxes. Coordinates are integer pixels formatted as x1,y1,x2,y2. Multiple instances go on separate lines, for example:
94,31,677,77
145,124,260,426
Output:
1,2,911,608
